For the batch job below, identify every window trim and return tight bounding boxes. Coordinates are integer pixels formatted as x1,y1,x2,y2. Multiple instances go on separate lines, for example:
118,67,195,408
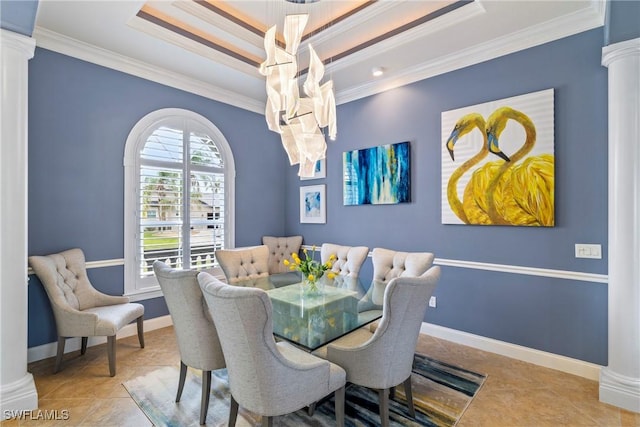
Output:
124,108,235,301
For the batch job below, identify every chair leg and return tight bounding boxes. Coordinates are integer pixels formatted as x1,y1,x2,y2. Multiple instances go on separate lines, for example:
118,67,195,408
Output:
378,388,390,427
81,337,88,355
54,336,65,374
307,402,316,416
136,316,145,348
176,361,187,402
334,386,345,427
404,376,415,418
261,416,273,427
107,335,116,377
200,370,211,425
229,395,239,427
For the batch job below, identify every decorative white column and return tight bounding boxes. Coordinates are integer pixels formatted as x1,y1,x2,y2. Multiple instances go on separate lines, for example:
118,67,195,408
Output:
0,29,38,417
600,37,640,413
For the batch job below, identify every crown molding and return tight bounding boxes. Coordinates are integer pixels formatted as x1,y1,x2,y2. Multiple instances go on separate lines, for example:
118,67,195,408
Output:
337,1,605,105
32,26,265,114
326,0,484,76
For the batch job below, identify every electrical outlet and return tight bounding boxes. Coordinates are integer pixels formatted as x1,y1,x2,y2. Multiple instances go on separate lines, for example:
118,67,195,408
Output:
429,296,437,308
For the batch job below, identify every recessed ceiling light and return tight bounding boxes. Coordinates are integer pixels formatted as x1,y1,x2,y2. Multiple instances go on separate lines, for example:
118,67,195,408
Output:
372,67,384,77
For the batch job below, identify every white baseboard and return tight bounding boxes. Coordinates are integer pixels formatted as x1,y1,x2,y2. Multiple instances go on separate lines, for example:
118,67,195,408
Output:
599,367,640,413
27,315,173,363
421,322,602,381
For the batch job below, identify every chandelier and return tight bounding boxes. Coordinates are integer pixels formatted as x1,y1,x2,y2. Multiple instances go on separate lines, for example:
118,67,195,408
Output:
259,13,337,177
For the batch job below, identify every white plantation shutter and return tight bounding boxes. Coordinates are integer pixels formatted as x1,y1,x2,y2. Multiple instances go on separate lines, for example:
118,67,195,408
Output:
124,110,235,299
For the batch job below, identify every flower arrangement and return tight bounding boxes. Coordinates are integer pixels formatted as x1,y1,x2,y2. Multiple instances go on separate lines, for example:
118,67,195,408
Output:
284,246,336,293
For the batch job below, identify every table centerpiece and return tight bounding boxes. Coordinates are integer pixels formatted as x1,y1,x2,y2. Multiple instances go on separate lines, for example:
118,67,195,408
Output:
284,246,336,295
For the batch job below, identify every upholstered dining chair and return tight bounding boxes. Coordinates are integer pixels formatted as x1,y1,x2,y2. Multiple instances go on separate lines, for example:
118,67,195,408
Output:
262,235,303,274
313,266,441,427
215,245,270,284
358,247,435,321
197,271,347,427
153,261,225,425
28,248,144,377
320,243,369,280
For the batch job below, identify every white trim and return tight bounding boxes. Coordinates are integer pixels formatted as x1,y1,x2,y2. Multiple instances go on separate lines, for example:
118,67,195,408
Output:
434,258,608,284
0,374,38,420
32,27,264,114
27,315,173,363
421,322,602,381
301,245,608,283
31,2,605,112
337,1,605,105
600,368,640,413
123,108,236,301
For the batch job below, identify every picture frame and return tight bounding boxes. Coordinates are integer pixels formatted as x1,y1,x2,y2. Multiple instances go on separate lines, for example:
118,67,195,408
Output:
343,141,411,205
300,184,326,224
300,158,326,180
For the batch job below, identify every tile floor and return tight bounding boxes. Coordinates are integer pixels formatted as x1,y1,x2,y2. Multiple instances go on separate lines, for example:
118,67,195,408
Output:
3,327,639,426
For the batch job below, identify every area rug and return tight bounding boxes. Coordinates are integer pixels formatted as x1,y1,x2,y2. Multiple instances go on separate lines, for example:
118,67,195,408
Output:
123,353,486,427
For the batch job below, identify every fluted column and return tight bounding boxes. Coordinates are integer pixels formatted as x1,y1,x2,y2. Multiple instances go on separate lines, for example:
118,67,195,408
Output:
0,29,37,417
599,37,640,413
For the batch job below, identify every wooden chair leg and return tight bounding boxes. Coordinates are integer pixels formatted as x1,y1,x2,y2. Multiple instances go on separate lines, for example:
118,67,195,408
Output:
229,395,239,427
107,335,116,377
404,376,415,418
378,388,390,427
200,370,211,425
136,316,145,348
334,386,345,427
81,337,88,355
261,416,273,427
176,361,187,402
54,336,65,374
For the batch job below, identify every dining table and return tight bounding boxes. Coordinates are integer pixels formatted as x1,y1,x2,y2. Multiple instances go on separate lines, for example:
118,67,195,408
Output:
231,272,383,351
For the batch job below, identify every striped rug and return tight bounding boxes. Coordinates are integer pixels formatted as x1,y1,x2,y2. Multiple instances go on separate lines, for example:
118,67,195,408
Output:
123,353,486,426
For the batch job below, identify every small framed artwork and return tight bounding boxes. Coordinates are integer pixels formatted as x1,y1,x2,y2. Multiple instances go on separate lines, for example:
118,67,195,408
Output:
301,159,326,180
300,184,326,224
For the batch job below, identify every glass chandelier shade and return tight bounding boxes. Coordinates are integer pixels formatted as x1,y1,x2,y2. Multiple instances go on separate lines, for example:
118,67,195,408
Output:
259,14,337,177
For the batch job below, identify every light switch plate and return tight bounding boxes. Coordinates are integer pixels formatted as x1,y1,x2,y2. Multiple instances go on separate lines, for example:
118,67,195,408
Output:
575,244,602,259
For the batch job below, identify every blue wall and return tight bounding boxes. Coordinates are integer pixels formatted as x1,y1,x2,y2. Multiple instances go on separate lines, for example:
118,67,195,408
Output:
605,0,640,45
27,48,286,347
285,29,609,365
0,0,38,36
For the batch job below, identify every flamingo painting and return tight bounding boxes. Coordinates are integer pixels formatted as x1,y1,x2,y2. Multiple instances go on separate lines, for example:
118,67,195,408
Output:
441,89,555,226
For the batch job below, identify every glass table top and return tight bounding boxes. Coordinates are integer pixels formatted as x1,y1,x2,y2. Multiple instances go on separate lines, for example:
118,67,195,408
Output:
231,272,382,351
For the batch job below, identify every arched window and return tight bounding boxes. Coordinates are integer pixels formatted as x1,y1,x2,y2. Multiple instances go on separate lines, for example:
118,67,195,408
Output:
124,109,235,299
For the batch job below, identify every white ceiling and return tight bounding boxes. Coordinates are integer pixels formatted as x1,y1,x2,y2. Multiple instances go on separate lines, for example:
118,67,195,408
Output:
33,0,605,114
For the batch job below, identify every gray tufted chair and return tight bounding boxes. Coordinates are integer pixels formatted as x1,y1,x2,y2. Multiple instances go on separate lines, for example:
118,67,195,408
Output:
153,261,225,425
215,245,270,284
197,271,346,427
28,248,144,376
314,266,441,427
320,243,369,279
262,236,303,274
359,247,435,327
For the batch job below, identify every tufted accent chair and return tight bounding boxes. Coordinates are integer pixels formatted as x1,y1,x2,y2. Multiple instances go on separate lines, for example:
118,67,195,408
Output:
197,271,346,427
215,245,270,284
262,236,303,274
313,267,441,427
153,261,225,425
358,248,435,327
28,248,144,376
320,243,369,279
372,247,435,285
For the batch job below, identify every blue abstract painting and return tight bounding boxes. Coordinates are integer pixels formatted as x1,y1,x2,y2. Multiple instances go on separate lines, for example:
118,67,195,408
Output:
343,141,410,205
